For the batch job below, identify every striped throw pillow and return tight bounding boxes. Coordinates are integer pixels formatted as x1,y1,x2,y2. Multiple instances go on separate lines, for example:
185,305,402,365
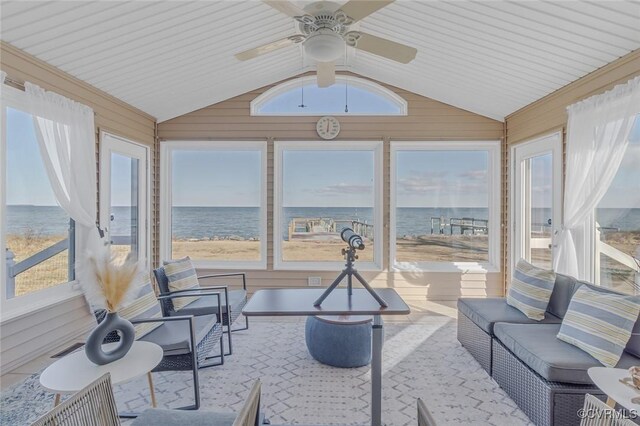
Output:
557,286,640,367
507,259,556,321
120,275,163,338
163,257,200,310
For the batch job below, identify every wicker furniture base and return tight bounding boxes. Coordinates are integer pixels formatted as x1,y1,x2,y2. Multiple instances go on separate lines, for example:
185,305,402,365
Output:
457,311,492,375
153,322,223,372
223,295,247,327
492,339,604,426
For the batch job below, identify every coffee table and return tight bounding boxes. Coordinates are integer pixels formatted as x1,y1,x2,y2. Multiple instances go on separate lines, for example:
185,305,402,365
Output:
40,341,163,413
243,288,410,426
588,367,640,412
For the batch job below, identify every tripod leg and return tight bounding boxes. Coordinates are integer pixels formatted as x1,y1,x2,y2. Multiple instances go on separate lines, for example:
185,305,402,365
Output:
353,271,388,307
348,273,353,296
313,270,348,306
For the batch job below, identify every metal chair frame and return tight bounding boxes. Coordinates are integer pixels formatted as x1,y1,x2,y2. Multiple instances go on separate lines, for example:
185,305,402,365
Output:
154,270,250,359
98,291,224,411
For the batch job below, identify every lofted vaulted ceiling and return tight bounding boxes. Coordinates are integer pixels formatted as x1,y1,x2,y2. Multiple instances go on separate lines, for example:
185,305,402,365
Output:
1,1,639,122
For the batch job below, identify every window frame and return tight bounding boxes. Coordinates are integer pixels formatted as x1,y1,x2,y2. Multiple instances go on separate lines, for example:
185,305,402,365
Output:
1,84,80,319
390,140,502,272
251,75,408,116
509,132,563,276
273,140,384,271
160,140,268,270
99,131,151,271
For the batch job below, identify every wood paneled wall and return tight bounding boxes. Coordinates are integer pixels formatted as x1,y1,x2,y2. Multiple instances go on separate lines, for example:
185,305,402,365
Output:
503,49,640,285
506,50,640,145
0,42,157,372
158,73,505,302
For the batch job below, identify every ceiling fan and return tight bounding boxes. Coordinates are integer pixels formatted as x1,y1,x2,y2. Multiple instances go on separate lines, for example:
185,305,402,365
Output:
235,0,417,87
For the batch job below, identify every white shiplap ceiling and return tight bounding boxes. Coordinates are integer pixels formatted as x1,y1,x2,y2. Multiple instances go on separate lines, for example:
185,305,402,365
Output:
1,1,639,122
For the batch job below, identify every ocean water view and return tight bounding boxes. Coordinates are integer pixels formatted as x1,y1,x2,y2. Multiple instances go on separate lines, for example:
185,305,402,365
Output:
6,205,640,239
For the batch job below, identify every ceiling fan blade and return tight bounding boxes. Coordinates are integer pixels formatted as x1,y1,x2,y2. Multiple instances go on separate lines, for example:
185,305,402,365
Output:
337,0,394,22
317,61,336,88
262,0,307,17
351,32,417,64
235,35,304,61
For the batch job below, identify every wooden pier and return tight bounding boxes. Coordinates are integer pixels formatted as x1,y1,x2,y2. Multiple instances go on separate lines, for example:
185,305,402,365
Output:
430,216,488,235
288,218,373,241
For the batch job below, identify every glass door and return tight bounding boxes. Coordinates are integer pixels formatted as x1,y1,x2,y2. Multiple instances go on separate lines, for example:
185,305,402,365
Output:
100,133,149,266
512,133,562,271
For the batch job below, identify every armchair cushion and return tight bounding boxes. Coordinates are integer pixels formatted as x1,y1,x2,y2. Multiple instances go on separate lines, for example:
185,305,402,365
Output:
131,409,237,426
163,257,200,310
139,313,219,356
168,289,247,318
119,276,163,338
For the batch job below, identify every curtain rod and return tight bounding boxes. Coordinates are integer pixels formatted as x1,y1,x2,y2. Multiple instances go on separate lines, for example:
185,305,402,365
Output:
4,76,25,91
3,75,97,116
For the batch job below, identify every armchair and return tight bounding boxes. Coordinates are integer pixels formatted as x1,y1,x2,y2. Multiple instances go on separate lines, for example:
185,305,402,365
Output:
96,287,225,410
32,373,263,426
154,268,249,357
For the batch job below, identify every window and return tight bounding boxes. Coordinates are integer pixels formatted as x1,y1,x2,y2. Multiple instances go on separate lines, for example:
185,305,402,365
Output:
1,87,76,305
595,115,640,294
251,75,407,116
160,141,267,269
274,141,383,270
390,141,501,271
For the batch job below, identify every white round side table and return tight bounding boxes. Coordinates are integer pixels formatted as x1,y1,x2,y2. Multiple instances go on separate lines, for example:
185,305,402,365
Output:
588,367,640,412
40,341,163,408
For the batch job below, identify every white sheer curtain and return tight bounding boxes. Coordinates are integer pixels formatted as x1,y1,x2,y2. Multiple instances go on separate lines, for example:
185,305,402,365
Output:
24,82,105,257
554,76,640,280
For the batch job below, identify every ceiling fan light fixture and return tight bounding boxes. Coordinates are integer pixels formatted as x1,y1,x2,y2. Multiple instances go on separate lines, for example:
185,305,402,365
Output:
303,29,343,62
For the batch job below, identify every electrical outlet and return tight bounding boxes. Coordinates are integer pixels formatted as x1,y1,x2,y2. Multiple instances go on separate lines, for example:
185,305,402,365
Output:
308,276,322,287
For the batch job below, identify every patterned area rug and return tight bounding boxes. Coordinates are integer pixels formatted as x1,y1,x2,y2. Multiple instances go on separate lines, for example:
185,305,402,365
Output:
1,316,532,426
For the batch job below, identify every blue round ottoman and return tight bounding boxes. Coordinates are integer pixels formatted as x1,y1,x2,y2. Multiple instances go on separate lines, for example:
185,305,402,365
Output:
305,315,378,368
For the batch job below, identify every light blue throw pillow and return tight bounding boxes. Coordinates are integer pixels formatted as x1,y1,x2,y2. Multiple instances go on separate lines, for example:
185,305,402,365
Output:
507,259,556,320
557,285,640,367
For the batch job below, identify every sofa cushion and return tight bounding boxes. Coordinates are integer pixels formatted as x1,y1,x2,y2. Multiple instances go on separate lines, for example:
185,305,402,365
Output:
139,313,219,356
507,259,556,321
575,281,640,358
547,273,579,319
457,298,561,335
167,289,246,318
494,323,639,384
131,409,236,426
558,285,640,367
163,257,201,310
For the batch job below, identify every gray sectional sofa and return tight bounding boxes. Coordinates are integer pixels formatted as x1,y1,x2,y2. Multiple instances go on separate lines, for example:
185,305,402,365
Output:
457,273,640,426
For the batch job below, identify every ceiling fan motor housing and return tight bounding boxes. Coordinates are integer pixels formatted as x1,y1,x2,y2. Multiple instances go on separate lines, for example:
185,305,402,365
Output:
303,29,344,62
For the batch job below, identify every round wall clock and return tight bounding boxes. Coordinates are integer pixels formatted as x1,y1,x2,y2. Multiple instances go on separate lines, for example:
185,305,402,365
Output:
316,116,341,140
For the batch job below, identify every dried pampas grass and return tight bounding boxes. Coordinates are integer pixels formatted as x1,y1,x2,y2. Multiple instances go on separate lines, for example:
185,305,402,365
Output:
78,252,141,312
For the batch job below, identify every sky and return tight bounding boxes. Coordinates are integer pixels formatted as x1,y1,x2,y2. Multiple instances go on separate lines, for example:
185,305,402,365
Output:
396,150,489,208
172,150,262,207
5,97,640,211
283,150,374,207
259,82,401,115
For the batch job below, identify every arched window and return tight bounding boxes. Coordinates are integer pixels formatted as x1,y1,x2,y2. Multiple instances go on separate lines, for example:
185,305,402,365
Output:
251,75,407,116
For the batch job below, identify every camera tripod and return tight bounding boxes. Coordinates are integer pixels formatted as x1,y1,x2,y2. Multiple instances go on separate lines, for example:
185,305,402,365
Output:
313,246,388,307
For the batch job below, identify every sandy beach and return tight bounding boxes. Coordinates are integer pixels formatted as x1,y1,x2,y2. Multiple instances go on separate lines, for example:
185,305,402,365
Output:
6,231,639,297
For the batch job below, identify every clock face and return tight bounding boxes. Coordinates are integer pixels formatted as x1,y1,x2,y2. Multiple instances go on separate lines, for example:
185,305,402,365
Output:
316,116,340,140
